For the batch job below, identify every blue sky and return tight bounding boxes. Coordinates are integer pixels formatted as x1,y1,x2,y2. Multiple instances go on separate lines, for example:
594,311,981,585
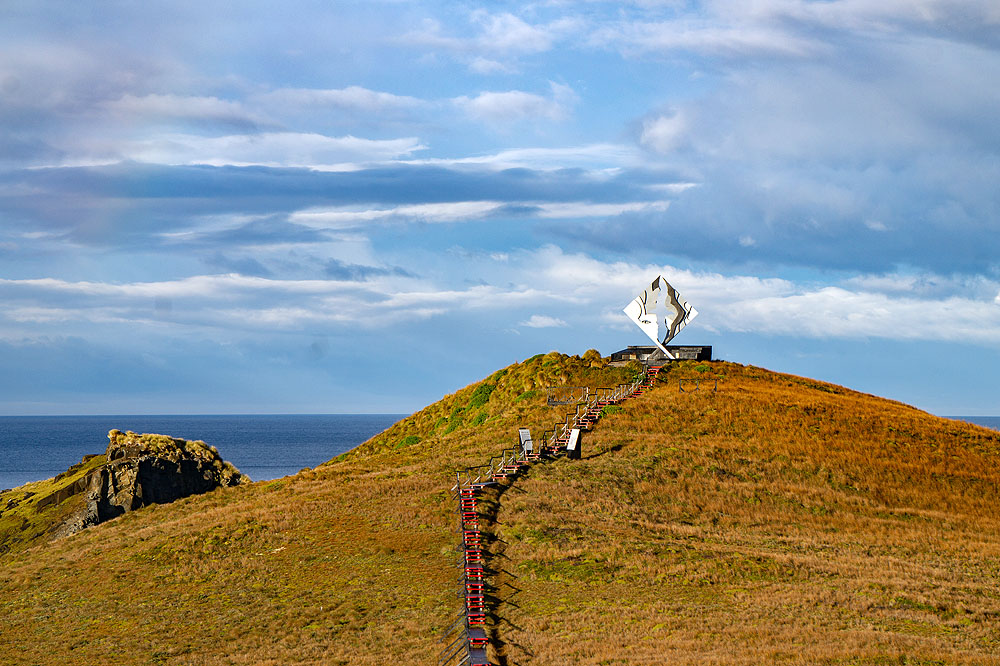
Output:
1,1,998,416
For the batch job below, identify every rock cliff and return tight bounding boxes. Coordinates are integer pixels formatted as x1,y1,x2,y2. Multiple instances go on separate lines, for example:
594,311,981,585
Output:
59,430,249,536
1,430,249,552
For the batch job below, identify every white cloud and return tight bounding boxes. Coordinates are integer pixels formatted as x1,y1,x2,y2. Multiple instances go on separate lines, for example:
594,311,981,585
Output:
453,82,577,125
530,247,1000,344
577,0,1000,79
290,201,504,227
762,0,1000,37
589,0,1000,60
408,143,643,172
640,111,688,154
469,57,515,74
101,93,267,127
0,274,343,300
0,274,561,335
644,182,699,195
3,249,1000,347
535,201,670,218
403,12,582,72
405,11,577,56
593,18,820,58
288,199,671,229
472,11,557,54
259,86,424,112
520,314,568,328
117,132,426,168
713,287,1000,343
843,272,1000,300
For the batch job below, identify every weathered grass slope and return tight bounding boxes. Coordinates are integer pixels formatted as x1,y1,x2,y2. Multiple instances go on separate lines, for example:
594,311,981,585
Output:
0,351,630,666
0,454,108,554
496,361,1000,665
3,355,998,665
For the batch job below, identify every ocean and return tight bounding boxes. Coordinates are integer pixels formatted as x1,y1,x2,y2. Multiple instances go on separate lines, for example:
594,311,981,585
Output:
947,416,1000,431
0,414,406,492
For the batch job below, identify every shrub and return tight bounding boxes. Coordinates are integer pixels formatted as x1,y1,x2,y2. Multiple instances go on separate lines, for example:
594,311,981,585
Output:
487,368,508,383
469,383,496,409
394,435,421,449
600,405,622,418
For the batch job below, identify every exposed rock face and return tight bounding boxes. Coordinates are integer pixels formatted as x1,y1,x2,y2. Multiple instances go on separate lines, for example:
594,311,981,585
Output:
56,430,249,537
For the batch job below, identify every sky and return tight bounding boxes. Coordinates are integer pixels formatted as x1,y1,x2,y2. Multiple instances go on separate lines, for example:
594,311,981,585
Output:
1,0,999,416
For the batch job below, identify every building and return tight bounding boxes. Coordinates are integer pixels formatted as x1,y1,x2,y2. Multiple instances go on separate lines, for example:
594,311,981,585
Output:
608,345,712,365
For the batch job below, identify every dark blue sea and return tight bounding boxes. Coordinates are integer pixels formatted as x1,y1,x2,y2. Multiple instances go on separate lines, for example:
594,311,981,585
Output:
948,416,1000,432
0,414,405,491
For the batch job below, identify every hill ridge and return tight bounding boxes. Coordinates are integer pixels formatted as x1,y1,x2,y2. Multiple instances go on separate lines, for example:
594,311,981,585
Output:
3,354,1000,665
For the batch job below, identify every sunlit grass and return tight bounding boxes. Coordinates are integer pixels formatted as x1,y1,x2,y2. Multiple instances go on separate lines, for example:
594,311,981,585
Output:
0,351,629,665
2,357,998,664
494,362,1000,665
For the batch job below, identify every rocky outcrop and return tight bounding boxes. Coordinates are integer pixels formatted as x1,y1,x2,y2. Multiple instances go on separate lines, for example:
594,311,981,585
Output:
54,430,249,537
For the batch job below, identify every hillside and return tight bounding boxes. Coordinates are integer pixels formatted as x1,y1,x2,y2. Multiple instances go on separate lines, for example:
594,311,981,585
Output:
494,364,1000,664
0,430,247,556
1,353,999,665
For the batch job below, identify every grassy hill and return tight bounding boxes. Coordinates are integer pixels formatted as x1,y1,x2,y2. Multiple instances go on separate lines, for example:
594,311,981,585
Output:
1,353,999,665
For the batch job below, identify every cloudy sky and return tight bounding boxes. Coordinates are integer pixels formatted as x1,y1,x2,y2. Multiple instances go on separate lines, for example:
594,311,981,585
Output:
2,1,998,415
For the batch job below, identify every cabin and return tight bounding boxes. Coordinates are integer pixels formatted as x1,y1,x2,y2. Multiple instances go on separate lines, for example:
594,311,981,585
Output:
609,345,712,365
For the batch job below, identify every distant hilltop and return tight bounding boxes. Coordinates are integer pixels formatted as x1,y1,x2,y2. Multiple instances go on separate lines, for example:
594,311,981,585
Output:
0,429,247,554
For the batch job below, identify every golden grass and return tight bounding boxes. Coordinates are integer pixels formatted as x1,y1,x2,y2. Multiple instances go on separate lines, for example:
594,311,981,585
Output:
0,352,629,665
1,357,998,664
493,362,1000,664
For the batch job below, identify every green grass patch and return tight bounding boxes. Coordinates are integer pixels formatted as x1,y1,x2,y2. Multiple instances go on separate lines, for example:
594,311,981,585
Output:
391,435,422,450
468,383,496,409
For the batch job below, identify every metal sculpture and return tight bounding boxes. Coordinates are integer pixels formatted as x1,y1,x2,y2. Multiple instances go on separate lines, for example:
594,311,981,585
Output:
623,275,698,360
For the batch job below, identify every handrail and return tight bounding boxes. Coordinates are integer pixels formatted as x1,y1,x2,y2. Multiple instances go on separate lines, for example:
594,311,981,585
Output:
545,386,591,406
440,363,665,666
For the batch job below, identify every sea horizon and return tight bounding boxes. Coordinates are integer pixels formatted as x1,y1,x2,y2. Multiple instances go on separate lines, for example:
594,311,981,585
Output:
0,413,407,491
943,415,1000,427
0,412,407,417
